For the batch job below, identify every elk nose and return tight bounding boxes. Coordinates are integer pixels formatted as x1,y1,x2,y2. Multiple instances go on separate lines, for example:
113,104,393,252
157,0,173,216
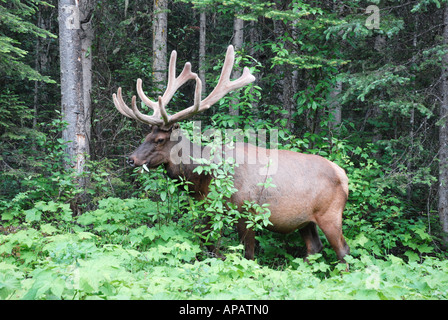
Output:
126,157,135,167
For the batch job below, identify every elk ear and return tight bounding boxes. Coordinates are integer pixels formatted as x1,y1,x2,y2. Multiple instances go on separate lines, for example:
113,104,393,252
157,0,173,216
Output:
171,123,180,131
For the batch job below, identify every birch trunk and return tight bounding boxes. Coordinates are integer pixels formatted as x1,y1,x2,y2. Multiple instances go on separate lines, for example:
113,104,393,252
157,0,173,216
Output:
153,0,168,95
58,0,86,173
58,0,89,213
199,11,206,95
230,15,243,118
329,80,342,130
80,0,95,157
249,19,261,114
438,4,448,247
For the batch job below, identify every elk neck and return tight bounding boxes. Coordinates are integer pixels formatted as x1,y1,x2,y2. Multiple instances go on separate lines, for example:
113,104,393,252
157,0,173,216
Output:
163,131,213,200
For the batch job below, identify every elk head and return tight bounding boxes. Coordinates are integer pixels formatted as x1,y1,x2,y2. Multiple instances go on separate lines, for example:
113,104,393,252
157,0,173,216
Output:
112,45,256,171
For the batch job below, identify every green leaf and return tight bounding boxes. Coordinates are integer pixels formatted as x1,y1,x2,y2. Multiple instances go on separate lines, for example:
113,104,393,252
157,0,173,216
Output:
0,273,21,299
404,250,419,263
1,211,14,221
41,223,58,235
25,208,41,222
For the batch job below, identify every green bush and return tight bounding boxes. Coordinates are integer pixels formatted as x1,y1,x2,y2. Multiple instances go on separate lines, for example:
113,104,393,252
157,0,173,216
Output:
1,212,447,300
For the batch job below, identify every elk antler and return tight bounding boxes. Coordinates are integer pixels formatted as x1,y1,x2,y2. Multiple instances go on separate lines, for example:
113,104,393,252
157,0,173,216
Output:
112,45,256,128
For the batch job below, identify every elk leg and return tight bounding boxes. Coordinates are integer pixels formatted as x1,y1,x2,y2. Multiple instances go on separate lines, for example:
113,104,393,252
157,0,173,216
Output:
237,218,255,260
315,214,350,262
299,222,323,258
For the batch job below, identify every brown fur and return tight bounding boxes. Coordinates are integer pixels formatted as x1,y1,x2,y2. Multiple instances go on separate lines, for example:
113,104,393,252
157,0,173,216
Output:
128,126,350,261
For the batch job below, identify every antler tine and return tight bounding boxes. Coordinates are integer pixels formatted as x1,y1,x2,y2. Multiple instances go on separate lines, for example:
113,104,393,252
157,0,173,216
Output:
155,50,198,125
165,74,202,124
161,51,198,105
130,94,164,126
216,44,235,88
199,45,255,110
136,79,159,115
193,75,202,113
113,88,141,122
158,96,169,124
112,86,164,126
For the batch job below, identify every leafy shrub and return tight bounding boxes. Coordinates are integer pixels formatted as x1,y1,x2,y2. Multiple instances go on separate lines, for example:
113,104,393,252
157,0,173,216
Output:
1,192,448,300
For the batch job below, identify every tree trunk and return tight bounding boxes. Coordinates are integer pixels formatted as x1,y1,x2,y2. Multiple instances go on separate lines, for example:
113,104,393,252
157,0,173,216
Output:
79,0,95,158
281,68,297,130
33,10,42,131
199,10,206,95
438,4,448,247
329,80,342,130
272,18,288,128
249,19,261,114
153,0,168,95
230,14,243,119
58,0,88,212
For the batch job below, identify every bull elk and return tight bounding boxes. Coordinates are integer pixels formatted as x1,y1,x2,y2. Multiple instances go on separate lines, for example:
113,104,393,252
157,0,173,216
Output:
112,45,350,262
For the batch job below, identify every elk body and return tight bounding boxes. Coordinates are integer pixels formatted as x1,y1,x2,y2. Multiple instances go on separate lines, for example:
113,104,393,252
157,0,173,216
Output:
113,46,350,261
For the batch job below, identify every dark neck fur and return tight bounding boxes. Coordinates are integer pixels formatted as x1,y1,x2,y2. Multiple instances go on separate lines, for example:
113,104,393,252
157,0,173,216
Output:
163,133,212,200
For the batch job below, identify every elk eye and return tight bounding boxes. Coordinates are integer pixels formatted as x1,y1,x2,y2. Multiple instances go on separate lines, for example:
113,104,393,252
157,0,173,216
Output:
156,138,165,144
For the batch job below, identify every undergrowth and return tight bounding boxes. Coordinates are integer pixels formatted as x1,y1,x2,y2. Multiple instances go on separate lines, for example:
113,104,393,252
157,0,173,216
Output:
0,195,447,300
1,123,447,300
